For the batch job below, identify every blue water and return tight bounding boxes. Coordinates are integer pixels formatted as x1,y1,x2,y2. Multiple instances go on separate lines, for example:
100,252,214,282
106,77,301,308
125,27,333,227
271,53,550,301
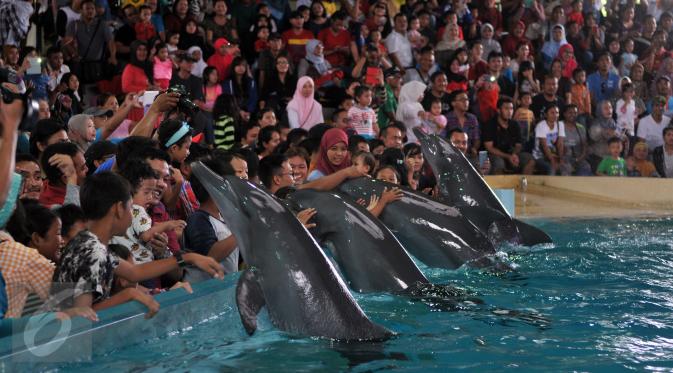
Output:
60,218,673,371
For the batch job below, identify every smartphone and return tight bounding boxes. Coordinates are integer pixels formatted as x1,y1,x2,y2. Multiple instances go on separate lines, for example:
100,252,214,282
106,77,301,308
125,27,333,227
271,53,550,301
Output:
479,151,488,167
27,57,42,75
365,67,382,86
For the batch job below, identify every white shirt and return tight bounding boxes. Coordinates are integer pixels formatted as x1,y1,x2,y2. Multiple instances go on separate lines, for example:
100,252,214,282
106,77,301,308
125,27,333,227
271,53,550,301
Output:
637,114,670,150
615,99,637,137
209,215,239,275
533,120,566,159
385,30,413,68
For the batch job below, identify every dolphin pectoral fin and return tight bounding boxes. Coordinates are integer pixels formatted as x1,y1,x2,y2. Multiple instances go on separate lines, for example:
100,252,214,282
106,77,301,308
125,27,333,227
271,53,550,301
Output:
236,269,266,336
513,219,552,246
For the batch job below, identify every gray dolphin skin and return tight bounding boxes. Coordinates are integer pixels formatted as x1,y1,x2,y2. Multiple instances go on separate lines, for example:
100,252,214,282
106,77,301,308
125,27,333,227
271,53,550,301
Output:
412,128,552,246
191,162,393,341
338,177,497,269
285,189,429,293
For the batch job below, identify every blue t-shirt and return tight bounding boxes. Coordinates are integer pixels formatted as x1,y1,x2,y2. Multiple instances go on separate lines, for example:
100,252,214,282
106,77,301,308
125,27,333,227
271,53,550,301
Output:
306,169,325,182
94,155,116,174
587,71,620,107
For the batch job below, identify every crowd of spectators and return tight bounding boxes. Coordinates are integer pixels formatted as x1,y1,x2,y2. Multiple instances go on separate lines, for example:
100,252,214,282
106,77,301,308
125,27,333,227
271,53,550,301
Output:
2,0,673,320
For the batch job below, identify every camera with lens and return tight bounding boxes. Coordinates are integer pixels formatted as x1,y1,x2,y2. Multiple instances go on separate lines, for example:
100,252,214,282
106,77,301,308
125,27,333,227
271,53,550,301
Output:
0,67,39,131
166,84,199,115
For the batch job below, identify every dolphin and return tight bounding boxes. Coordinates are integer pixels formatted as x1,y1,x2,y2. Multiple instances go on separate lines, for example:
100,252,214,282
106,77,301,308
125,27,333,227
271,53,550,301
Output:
284,188,429,293
338,177,498,270
191,162,393,341
412,128,552,246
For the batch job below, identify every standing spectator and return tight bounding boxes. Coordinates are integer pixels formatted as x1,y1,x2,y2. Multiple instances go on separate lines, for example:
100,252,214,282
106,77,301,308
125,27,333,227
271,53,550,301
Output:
318,11,351,67
482,97,535,174
63,0,117,84
282,10,315,66
347,85,379,139
170,54,205,110
287,77,324,130
587,52,620,110
122,41,153,123
207,38,238,83
0,0,33,49
385,13,414,75
653,127,673,178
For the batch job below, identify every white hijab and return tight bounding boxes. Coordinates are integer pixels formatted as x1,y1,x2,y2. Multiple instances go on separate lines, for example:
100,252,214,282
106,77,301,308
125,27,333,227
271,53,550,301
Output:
396,81,427,142
188,46,208,78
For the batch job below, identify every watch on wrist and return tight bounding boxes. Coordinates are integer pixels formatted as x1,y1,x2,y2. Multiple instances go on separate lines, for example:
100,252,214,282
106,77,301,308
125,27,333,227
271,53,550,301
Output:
175,251,187,268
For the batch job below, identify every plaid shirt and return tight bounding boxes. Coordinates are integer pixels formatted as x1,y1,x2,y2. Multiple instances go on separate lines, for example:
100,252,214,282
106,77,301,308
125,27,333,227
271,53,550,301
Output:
0,232,54,318
0,0,33,47
442,111,481,150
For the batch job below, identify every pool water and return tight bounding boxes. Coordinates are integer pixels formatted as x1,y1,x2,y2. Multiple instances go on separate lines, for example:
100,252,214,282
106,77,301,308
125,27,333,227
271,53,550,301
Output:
62,218,673,371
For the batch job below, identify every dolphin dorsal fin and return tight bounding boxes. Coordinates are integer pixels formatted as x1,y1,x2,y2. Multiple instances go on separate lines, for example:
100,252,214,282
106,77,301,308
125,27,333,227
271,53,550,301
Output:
236,269,266,335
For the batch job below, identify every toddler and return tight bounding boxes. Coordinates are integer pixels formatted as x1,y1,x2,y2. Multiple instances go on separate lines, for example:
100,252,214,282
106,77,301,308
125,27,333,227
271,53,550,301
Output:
166,32,180,61
615,83,638,137
153,43,174,90
255,26,271,53
135,5,157,42
619,38,638,77
422,99,447,134
347,85,379,139
352,151,376,176
570,68,591,120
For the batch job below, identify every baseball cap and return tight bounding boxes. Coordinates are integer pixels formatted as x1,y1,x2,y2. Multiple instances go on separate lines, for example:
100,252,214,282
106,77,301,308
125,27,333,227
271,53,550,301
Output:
384,67,402,78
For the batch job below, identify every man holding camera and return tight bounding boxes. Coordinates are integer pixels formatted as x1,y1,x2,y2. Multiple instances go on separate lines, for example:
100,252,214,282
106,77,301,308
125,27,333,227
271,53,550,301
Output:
169,54,205,111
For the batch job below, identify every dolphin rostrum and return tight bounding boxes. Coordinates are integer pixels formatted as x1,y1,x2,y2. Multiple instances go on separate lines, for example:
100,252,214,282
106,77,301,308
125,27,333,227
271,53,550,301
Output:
412,128,552,246
191,162,393,341
338,177,498,269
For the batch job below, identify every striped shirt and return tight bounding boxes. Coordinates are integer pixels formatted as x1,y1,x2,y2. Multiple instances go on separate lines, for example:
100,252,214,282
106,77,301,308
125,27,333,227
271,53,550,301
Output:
0,232,54,318
347,105,377,139
214,115,236,150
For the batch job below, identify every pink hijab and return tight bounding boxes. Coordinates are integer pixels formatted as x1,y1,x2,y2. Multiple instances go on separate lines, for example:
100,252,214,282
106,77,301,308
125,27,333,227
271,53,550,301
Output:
315,128,351,176
557,44,578,79
287,76,324,130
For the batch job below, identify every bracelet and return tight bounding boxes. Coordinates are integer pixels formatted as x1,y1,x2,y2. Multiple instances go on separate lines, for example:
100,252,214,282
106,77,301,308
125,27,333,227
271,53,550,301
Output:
174,251,187,268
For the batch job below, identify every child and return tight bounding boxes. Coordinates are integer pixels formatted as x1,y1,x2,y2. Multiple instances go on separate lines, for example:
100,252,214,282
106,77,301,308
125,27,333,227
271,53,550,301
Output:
369,29,388,57
153,43,173,90
166,32,180,61
476,73,500,123
619,38,638,77
352,151,376,176
135,5,157,42
158,120,199,220
514,92,535,148
597,137,627,176
185,158,239,282
407,16,424,50
615,83,638,138
570,68,591,121
347,85,379,139
50,172,223,317
423,98,447,135
567,0,584,27
254,26,271,53
202,67,222,113
112,159,186,265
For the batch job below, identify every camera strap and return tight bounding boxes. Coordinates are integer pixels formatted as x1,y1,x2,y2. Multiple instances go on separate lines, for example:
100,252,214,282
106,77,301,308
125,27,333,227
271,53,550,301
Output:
80,18,102,62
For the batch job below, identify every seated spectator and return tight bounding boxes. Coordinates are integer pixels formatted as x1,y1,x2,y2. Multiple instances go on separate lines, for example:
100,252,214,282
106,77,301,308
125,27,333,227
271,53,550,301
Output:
317,11,351,67
56,204,87,246
204,0,238,49
282,10,315,66
260,54,296,112
15,154,43,201
207,38,237,83
480,24,502,62
442,90,480,157
135,5,157,42
589,101,627,170
67,114,97,152
157,120,198,220
379,123,405,150
533,105,565,175
638,96,671,152
50,172,223,316
39,142,87,208
653,127,673,178
212,94,241,151
627,142,658,177
178,19,205,51
396,81,427,143
348,85,379,139
259,154,297,194
541,25,567,71
561,104,592,176
164,0,195,35
22,201,63,262
46,46,70,94
306,128,350,181
84,141,117,176
287,77,324,130
587,52,621,107
112,160,183,266
482,97,535,175
57,72,82,116
223,57,258,121
122,41,154,123
298,40,334,88
286,146,310,185
257,126,281,159
596,137,627,176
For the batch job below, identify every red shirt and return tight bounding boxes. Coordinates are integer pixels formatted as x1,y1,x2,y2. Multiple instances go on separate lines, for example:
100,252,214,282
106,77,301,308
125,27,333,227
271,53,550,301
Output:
39,181,66,208
135,21,157,41
207,53,235,82
468,60,488,82
282,29,315,65
121,64,149,121
477,82,500,123
318,28,351,66
149,202,180,255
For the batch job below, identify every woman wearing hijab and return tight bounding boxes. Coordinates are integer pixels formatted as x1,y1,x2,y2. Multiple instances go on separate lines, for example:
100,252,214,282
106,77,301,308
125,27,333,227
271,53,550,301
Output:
287,76,324,130
541,25,568,71
178,19,206,51
396,81,427,143
122,41,154,122
480,23,502,61
556,44,578,80
436,23,466,70
306,128,351,181
188,46,208,78
298,40,333,88
502,21,532,58
588,100,627,170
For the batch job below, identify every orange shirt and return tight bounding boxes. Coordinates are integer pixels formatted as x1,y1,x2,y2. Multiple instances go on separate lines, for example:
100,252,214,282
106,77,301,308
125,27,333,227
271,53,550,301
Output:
570,83,592,115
